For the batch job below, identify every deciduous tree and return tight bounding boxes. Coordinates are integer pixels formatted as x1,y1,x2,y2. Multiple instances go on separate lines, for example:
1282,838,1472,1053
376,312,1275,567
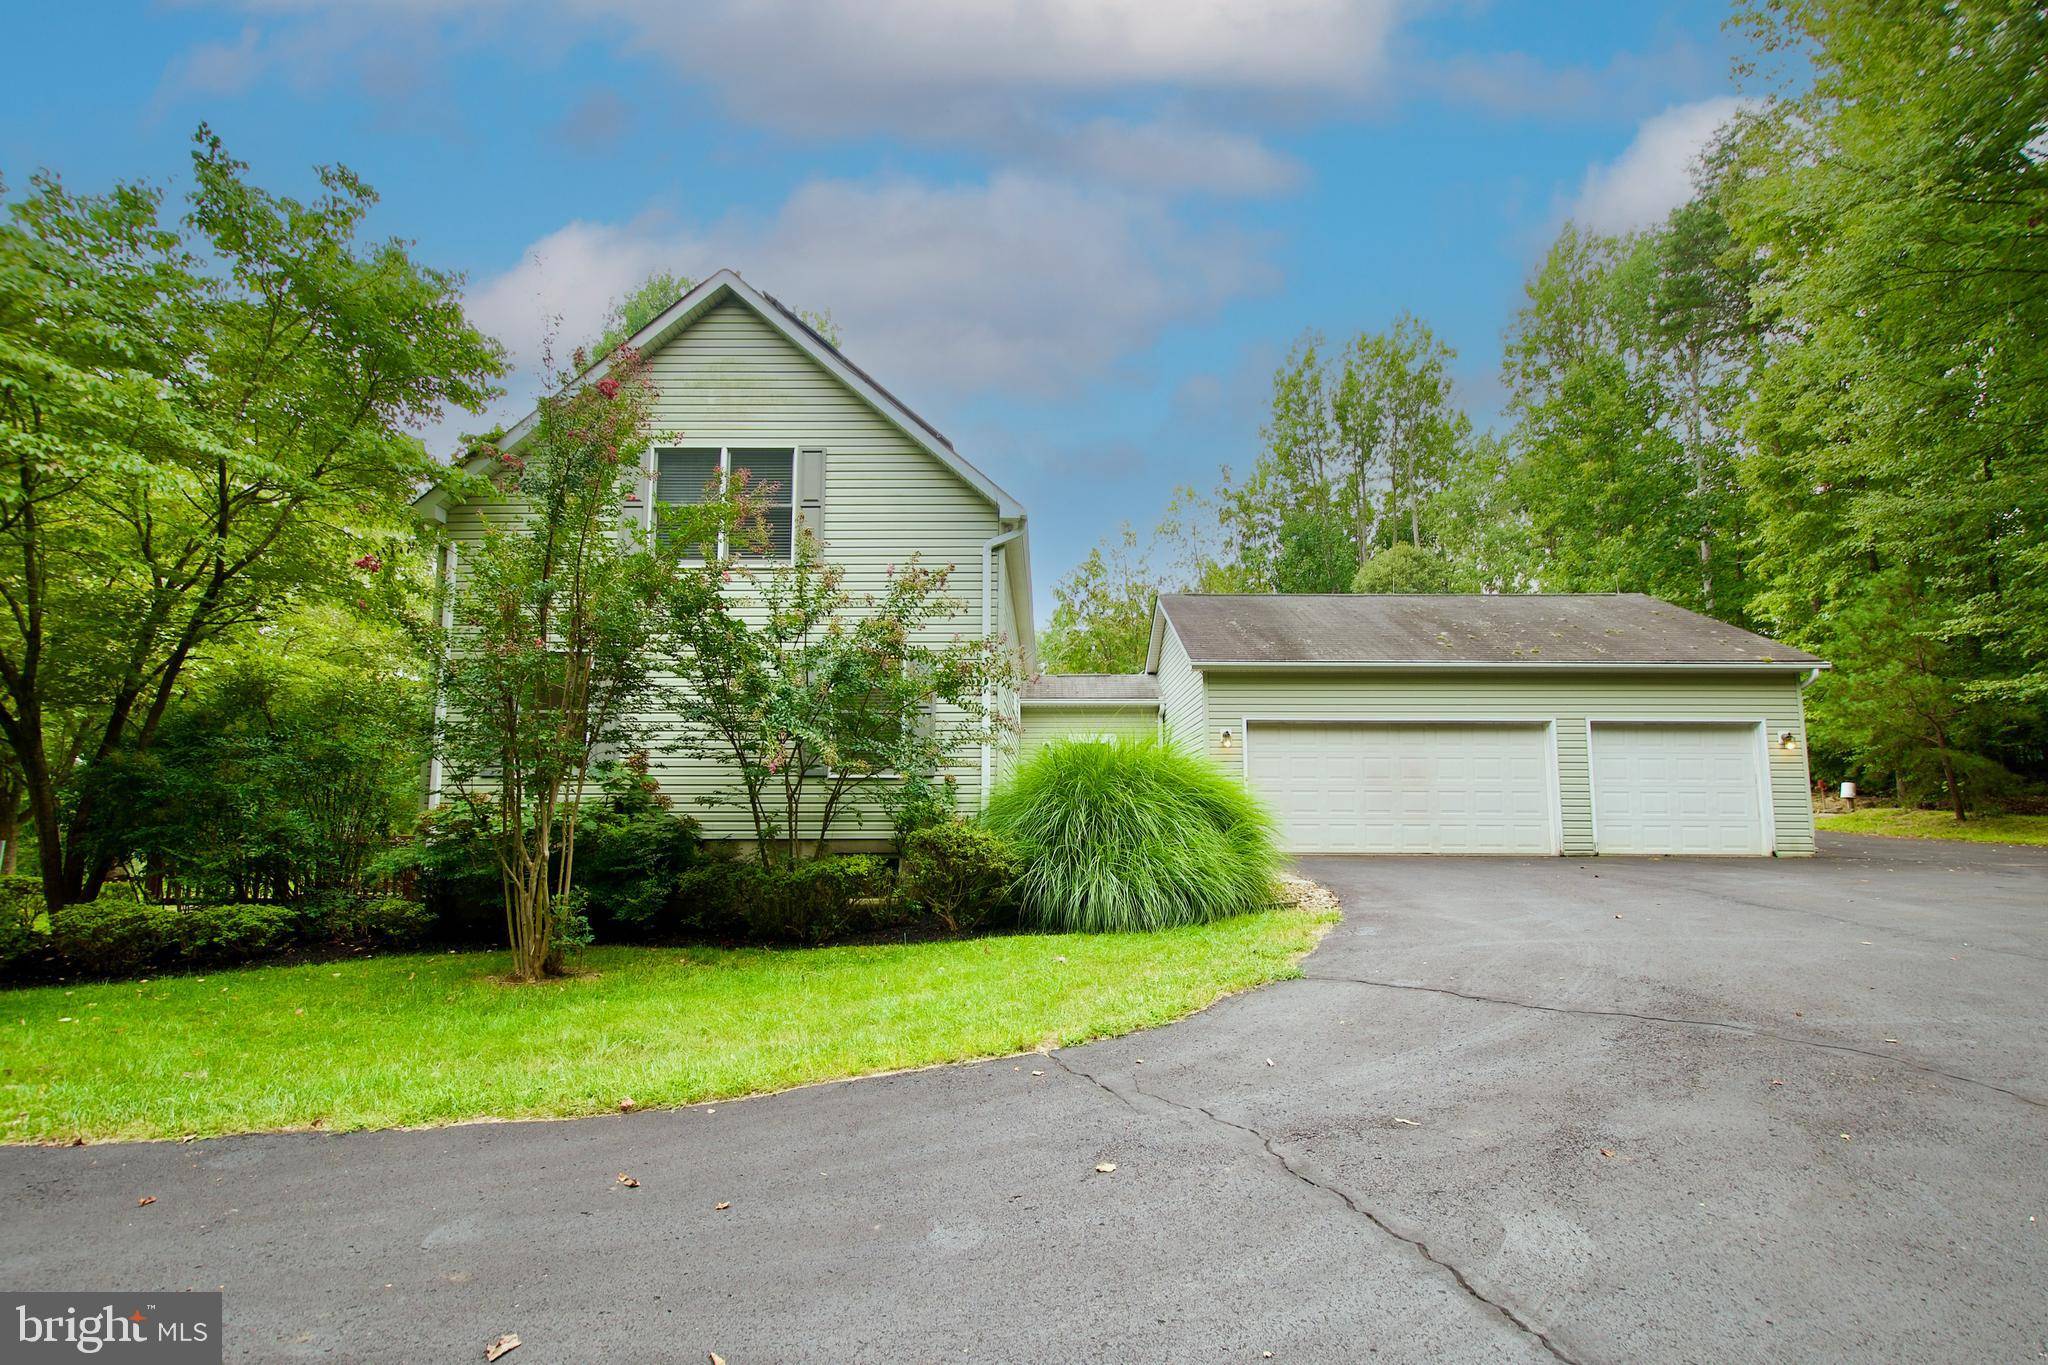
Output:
0,131,502,909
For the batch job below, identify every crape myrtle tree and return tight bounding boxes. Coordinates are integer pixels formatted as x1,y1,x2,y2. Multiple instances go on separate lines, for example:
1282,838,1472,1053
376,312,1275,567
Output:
0,129,502,911
660,527,1020,867
432,346,734,980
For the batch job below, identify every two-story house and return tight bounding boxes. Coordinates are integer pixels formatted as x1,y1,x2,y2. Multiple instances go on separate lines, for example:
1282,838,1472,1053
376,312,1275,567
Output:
418,269,1825,858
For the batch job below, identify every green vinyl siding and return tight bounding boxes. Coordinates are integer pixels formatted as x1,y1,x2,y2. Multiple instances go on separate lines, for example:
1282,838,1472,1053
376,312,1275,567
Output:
1156,626,1205,752
1016,702,1159,758
440,297,1009,842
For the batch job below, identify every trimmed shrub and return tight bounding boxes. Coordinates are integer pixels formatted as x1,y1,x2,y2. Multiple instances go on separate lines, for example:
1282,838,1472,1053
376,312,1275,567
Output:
672,853,899,945
899,819,1021,934
50,899,299,975
0,875,43,935
984,737,1283,932
181,902,300,964
303,892,434,951
51,901,180,975
0,910,40,977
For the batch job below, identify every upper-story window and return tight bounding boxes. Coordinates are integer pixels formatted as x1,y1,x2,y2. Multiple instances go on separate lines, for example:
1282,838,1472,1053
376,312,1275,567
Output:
651,446,795,562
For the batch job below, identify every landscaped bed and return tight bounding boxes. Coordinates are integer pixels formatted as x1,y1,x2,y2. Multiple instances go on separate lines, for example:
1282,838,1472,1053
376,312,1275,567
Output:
0,904,1334,1144
1817,807,2048,846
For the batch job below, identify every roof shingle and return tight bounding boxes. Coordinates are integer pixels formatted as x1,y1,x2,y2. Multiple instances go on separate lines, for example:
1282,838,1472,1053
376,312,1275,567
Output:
1023,674,1160,701
1156,594,1824,669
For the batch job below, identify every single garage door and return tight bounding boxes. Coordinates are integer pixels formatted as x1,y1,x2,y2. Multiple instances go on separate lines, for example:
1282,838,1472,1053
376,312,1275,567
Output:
1245,722,1555,854
1590,722,1766,855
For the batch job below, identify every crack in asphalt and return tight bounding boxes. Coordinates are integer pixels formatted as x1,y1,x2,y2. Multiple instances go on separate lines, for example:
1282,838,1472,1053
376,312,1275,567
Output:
1047,1049,1583,1365
1300,972,2048,1111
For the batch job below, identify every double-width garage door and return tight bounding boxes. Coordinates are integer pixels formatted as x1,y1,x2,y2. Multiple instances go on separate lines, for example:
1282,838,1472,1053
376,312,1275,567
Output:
1590,722,1767,855
1245,722,1555,854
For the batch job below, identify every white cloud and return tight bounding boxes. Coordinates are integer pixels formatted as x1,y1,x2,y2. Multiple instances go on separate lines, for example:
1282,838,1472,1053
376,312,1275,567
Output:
592,0,1403,123
161,1,1392,196
1570,97,1752,233
1046,119,1304,197
458,172,1274,446
155,25,265,103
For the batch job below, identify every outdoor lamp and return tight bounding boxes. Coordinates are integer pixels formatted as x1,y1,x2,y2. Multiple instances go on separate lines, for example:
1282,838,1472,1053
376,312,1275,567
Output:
1780,731,1798,751
1220,728,1236,751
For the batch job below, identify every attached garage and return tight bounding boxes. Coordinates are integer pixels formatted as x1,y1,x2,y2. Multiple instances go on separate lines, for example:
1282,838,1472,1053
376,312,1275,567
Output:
1143,593,1826,858
1246,721,1556,854
1590,722,1768,855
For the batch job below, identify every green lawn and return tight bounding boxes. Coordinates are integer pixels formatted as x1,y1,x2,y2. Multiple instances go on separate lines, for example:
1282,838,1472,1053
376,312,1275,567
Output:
1818,807,2048,846
0,908,1333,1144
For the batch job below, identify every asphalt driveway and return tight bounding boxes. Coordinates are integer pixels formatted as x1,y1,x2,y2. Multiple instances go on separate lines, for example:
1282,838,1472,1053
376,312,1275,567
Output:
4,833,2044,1363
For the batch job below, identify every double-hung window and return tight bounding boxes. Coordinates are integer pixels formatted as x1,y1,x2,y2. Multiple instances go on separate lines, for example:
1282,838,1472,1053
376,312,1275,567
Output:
650,446,796,561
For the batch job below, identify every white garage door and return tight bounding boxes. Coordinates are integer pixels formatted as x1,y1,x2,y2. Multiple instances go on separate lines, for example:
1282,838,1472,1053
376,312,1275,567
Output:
1591,723,1766,855
1245,722,1555,854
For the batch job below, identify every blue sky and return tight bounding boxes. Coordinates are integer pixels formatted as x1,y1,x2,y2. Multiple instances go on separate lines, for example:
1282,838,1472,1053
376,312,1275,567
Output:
1,1,1755,622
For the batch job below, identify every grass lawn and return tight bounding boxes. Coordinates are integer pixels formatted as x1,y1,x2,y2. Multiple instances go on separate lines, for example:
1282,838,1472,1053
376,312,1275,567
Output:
1818,807,2048,846
0,907,1333,1144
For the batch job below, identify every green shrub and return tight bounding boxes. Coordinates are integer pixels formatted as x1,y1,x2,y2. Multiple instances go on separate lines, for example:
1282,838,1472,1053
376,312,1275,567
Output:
673,852,899,945
899,819,1021,934
52,900,180,975
401,760,700,944
303,893,434,951
984,737,1283,932
0,874,43,932
52,899,300,975
573,764,701,934
0,910,41,978
181,903,299,963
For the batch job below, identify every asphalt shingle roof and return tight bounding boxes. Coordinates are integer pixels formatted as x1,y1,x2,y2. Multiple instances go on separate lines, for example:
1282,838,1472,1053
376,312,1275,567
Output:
1023,674,1160,701
1157,594,1825,668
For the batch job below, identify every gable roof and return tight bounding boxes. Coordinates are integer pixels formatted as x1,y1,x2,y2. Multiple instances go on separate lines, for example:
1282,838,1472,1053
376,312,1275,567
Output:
414,268,1024,520
1146,593,1827,672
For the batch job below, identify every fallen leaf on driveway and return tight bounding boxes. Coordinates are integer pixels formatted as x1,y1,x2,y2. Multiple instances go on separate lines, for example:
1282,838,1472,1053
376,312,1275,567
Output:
1883,1038,1900,1045
1391,1118,1420,1127
615,1173,639,1188
709,1354,726,1364
714,1201,731,1211
1599,1149,1615,1159
1095,1162,1117,1174
1265,1058,1274,1067
1769,1079,1784,1087
1030,1070,1044,1076
137,1195,156,1206
485,1334,520,1361
1839,1134,1852,1141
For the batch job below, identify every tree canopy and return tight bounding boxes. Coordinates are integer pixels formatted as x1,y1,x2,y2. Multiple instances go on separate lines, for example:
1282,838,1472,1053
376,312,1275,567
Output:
0,129,503,906
1044,1,2048,813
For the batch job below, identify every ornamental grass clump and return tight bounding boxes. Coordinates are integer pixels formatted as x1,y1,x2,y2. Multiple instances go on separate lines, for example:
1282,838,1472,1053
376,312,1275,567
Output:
985,737,1283,933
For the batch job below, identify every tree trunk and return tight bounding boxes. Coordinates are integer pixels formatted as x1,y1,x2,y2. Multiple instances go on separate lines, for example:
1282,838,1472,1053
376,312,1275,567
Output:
1934,739,1966,821
0,791,19,878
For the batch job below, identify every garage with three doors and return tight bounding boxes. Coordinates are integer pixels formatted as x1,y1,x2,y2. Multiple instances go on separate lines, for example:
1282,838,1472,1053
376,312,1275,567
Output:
1140,593,1825,857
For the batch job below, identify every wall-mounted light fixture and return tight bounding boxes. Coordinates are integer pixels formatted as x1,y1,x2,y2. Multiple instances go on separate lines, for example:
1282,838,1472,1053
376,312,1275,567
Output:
1780,731,1798,751
1220,728,1236,751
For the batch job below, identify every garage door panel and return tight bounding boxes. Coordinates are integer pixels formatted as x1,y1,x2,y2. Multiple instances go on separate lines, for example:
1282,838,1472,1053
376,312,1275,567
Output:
1246,722,1555,855
1591,723,1764,855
